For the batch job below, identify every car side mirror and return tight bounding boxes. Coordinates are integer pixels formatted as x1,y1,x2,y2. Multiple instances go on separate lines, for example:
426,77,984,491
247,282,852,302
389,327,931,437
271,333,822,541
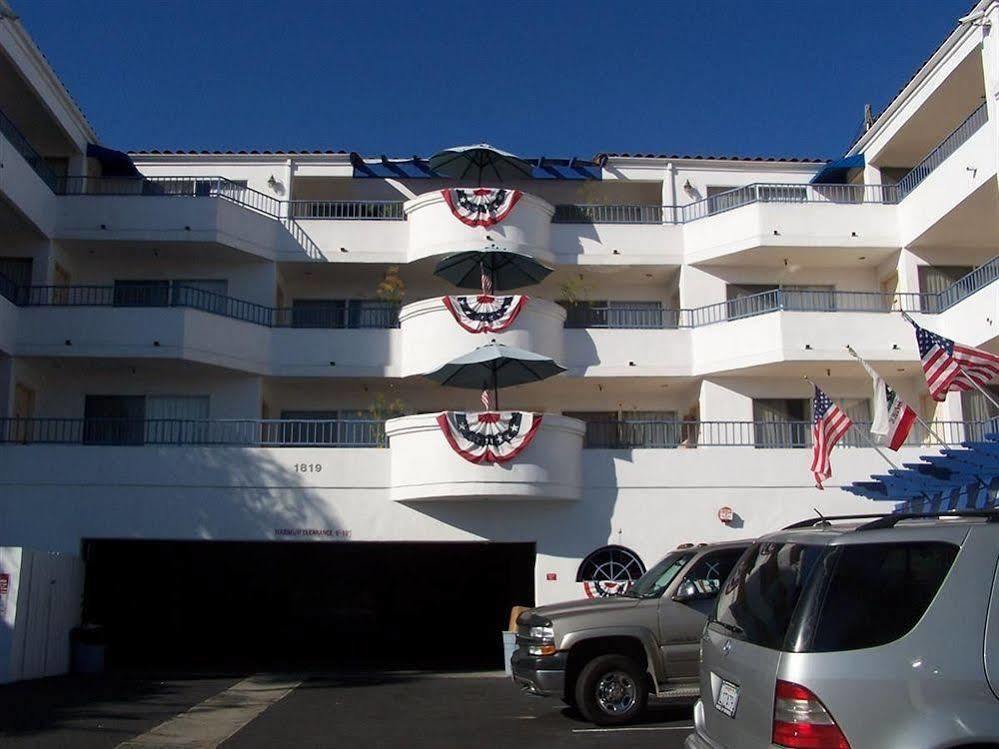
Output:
673,580,714,603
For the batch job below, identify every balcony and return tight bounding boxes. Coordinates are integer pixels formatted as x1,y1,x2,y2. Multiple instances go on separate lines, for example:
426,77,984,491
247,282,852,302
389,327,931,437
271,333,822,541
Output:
0,107,60,234
385,412,585,501
0,417,386,447
578,419,983,449
403,189,554,264
397,296,565,377
2,416,983,450
895,102,989,199
897,105,996,247
681,183,899,264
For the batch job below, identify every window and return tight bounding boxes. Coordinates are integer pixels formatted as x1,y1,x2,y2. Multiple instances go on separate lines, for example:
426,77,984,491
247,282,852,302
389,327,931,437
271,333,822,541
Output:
918,266,974,312
618,410,680,448
706,185,746,215
290,299,398,329
114,279,228,309
624,552,693,599
84,395,210,445
679,548,747,598
563,411,618,448
787,542,958,653
779,285,836,312
0,257,32,287
576,545,646,597
711,542,826,650
278,410,381,446
84,395,146,445
962,387,999,441
726,284,778,319
145,396,210,444
753,399,810,448
0,257,32,303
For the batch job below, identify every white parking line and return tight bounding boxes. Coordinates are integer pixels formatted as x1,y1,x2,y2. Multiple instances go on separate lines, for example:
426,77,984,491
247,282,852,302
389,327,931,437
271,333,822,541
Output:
571,724,695,734
115,674,301,748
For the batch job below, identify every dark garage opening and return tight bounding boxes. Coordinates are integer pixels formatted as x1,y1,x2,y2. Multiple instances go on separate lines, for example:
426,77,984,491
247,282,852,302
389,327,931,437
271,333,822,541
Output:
82,539,535,671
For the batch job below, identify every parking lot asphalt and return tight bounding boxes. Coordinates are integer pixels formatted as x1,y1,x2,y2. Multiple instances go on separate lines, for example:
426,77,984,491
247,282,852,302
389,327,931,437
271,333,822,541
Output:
222,672,695,749
0,671,696,748
0,672,243,749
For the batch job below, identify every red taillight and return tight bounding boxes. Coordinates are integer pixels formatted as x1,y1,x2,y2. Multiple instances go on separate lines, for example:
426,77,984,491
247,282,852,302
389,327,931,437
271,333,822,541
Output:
772,680,850,749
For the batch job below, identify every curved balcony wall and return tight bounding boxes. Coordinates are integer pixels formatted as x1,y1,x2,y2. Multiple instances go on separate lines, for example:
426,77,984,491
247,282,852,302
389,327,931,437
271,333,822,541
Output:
403,190,555,265
385,412,584,501
398,296,566,377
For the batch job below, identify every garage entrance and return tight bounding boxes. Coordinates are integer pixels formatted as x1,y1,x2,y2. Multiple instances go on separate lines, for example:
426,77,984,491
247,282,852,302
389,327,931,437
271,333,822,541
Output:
82,540,535,670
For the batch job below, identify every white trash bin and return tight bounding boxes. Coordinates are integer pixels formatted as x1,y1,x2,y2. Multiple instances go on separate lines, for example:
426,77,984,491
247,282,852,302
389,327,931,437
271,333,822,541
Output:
502,631,517,675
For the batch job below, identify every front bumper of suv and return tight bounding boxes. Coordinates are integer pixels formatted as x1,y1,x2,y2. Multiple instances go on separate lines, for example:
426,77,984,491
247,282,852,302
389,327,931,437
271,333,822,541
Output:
510,648,567,696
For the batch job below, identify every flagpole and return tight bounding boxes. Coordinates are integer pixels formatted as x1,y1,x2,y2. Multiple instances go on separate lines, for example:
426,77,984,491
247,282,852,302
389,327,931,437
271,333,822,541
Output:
804,376,899,472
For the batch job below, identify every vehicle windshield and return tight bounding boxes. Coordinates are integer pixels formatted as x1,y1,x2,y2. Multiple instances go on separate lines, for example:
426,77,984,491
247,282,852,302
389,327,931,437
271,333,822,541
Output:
622,552,692,598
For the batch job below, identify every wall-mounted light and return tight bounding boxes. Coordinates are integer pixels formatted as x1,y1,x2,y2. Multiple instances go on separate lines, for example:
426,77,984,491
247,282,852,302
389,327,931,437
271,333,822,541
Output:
683,179,695,194
267,175,278,189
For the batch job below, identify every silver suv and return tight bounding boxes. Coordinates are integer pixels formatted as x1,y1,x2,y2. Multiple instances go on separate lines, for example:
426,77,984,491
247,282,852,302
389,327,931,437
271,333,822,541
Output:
686,511,999,749
512,540,751,725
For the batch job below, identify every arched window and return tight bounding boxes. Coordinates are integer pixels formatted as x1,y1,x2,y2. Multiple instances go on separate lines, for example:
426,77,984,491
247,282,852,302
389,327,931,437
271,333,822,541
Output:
576,545,646,598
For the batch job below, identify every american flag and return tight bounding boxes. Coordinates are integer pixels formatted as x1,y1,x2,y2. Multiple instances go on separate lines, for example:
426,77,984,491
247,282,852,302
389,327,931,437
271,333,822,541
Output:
480,268,493,295
480,389,493,410
810,385,853,490
910,318,999,401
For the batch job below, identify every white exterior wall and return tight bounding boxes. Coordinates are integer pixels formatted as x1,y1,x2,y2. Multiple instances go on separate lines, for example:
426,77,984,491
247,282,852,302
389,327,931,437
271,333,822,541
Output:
0,547,84,683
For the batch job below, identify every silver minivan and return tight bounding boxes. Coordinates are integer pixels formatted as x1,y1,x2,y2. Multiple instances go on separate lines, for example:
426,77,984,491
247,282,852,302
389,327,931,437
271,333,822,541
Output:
686,511,999,749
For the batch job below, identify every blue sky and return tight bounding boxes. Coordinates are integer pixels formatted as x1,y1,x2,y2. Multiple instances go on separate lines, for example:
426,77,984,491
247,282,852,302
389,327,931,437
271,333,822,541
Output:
17,0,970,159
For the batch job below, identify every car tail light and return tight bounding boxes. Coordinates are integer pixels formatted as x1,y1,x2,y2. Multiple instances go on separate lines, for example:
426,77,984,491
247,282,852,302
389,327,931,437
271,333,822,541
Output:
773,680,850,749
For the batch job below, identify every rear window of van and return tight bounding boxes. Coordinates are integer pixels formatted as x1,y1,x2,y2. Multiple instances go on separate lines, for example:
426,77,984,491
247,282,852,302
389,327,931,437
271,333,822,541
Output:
710,540,958,652
788,542,958,652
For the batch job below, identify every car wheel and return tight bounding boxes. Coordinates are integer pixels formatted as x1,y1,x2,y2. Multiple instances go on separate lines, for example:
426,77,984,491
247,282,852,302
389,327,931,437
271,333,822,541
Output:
574,654,648,725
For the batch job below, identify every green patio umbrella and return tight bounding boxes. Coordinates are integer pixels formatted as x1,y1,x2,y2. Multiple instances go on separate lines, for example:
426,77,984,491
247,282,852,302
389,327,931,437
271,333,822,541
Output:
433,243,552,292
423,343,566,409
428,144,533,185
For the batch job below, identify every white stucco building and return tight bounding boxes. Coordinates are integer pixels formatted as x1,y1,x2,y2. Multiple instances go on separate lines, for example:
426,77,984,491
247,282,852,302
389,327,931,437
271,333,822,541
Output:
0,0,996,674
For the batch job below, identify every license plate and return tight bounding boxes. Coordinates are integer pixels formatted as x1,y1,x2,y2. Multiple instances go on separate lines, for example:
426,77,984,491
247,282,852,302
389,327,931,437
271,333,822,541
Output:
715,679,740,718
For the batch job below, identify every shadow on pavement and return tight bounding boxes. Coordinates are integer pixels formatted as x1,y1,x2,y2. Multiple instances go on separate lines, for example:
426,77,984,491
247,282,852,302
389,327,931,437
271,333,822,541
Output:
0,672,239,748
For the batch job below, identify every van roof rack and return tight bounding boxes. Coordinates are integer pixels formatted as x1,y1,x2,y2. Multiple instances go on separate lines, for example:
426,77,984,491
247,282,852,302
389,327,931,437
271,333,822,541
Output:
856,510,999,531
782,514,889,530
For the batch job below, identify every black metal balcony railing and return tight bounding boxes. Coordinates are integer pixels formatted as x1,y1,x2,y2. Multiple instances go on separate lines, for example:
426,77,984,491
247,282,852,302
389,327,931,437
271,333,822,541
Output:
2,254,994,331
288,200,405,220
0,107,61,190
896,102,989,199
563,304,682,329
552,204,670,224
14,283,400,329
0,418,387,447
0,417,988,449
581,419,991,449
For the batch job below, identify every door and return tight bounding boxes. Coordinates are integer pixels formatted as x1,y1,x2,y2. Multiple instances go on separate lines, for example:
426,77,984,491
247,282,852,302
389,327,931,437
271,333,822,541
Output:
658,547,747,681
53,263,70,305
13,383,34,442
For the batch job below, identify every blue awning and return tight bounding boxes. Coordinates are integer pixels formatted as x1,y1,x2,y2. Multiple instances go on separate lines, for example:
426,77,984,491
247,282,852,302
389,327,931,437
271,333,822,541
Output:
350,154,602,180
87,143,142,177
846,423,999,513
809,153,864,184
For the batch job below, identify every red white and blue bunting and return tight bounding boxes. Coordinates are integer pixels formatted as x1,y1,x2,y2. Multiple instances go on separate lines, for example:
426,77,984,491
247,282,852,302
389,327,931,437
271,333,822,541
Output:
441,188,522,227
436,411,543,464
442,294,528,333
